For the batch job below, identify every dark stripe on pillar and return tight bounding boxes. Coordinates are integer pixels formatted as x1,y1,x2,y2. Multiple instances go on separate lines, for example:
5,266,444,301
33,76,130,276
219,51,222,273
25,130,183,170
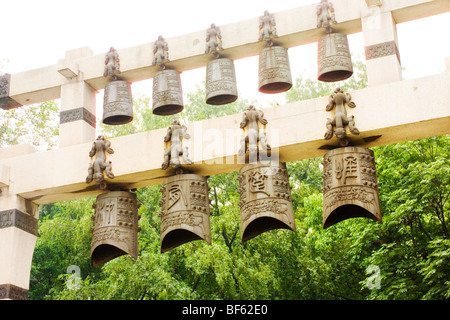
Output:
0,209,38,236
0,284,29,300
60,107,96,128
365,40,401,64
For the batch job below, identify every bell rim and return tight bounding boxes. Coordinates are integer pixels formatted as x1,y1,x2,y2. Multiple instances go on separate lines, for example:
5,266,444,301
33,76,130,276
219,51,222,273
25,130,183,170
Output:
323,204,382,229
318,70,353,82
206,94,238,105
258,81,293,94
152,104,184,116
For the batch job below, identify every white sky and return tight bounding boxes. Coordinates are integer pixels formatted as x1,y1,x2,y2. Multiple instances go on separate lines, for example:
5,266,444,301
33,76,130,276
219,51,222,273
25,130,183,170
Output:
1,0,449,107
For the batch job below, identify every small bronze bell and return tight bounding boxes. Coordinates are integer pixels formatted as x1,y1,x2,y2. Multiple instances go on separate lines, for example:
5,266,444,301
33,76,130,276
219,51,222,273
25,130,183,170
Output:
238,162,296,242
258,45,292,94
103,80,133,125
316,0,353,82
102,47,133,125
152,69,184,115
159,174,211,253
90,191,140,267
322,147,382,228
317,32,353,82
205,58,238,105
257,10,292,94
151,36,184,115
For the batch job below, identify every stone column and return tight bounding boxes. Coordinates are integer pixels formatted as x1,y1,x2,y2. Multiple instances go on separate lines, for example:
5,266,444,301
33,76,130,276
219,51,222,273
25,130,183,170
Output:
58,47,97,148
0,192,38,300
362,4,402,86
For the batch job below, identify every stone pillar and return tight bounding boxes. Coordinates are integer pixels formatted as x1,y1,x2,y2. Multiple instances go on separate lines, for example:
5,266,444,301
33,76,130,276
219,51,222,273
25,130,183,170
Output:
58,47,97,148
0,192,38,300
362,5,402,86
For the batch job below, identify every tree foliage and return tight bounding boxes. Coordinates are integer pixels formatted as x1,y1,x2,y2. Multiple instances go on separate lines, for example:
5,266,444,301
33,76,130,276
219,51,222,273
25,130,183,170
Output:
26,58,450,300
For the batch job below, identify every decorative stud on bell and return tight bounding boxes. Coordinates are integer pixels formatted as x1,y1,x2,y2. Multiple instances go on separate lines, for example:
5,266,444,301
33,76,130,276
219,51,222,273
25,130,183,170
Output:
159,119,212,253
316,0,353,82
90,191,141,267
258,11,293,94
152,36,184,115
102,47,134,125
205,24,238,105
321,88,382,228
237,105,296,242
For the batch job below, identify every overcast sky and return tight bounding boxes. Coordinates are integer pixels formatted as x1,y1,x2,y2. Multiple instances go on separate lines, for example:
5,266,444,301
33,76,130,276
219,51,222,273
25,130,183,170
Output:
1,0,449,107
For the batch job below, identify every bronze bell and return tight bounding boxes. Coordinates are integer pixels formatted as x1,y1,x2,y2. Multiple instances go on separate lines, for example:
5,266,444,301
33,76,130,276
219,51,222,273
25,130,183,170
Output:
152,69,184,115
317,32,353,82
102,47,133,125
258,46,292,94
103,80,133,125
90,191,140,267
238,162,296,242
206,58,238,105
322,147,382,228
159,174,211,253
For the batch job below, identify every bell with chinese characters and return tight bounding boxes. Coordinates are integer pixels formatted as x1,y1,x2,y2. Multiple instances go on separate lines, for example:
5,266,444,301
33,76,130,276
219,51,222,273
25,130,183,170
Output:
90,191,141,267
152,69,184,115
322,147,382,228
206,58,238,105
159,174,211,253
238,162,296,242
258,46,292,94
103,80,133,125
317,32,353,82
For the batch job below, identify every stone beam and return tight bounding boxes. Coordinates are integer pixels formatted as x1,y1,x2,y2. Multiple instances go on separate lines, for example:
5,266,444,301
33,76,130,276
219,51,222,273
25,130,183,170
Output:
1,71,448,205
3,0,450,108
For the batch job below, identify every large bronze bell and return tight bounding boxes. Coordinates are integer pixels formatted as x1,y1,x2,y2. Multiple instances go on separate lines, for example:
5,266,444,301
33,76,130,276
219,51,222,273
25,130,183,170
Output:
103,80,133,125
238,162,296,242
152,69,184,115
258,46,292,94
206,58,238,105
317,32,353,82
90,191,140,267
159,174,211,253
322,147,382,228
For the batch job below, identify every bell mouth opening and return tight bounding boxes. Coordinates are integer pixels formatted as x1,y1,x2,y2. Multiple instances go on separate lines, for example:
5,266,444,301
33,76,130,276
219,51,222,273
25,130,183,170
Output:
242,217,294,243
91,244,127,267
259,82,293,94
153,104,184,116
103,115,133,126
206,94,238,106
323,204,381,229
318,70,353,82
161,229,203,253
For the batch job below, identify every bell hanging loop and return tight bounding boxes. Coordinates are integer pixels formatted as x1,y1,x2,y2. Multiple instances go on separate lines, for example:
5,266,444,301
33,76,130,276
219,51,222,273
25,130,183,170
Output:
102,47,134,125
